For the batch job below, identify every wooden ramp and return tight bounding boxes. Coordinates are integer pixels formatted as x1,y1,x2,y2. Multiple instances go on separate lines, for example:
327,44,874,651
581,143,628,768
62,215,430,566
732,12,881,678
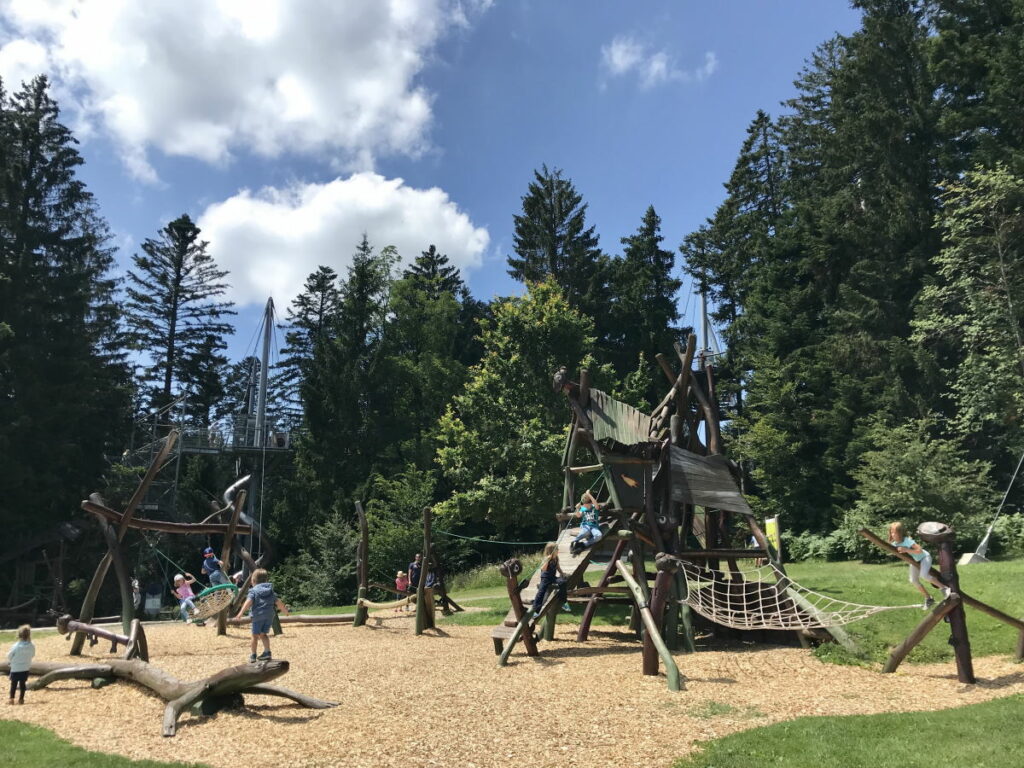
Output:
490,526,601,652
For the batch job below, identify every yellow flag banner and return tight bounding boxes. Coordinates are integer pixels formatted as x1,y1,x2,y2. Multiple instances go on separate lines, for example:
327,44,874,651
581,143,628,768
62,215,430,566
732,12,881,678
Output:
765,516,782,561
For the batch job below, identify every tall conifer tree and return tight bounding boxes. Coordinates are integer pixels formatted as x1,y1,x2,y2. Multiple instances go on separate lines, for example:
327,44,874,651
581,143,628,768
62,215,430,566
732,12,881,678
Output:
0,76,130,537
124,214,235,415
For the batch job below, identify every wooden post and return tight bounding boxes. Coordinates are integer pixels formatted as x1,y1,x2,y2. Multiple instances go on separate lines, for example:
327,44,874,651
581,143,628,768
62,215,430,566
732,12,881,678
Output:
216,490,245,636
499,559,538,656
352,502,370,628
928,526,975,684
415,506,435,634
883,595,960,674
72,432,177,655
615,561,682,691
645,568,674,675
577,538,628,642
91,515,134,636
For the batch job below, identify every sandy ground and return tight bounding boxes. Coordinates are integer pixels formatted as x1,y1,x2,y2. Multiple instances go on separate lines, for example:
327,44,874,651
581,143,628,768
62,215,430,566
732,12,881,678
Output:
3,613,1023,768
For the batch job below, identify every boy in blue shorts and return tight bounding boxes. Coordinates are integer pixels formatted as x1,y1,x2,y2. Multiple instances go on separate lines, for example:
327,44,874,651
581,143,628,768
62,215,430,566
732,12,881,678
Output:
234,568,288,662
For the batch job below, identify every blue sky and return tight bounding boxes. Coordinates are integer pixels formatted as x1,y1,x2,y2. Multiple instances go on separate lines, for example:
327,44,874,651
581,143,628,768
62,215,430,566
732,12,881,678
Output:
0,1,860,361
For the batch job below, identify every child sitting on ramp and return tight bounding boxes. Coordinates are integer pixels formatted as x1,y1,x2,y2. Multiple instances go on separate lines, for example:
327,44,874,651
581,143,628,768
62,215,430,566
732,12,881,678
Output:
569,490,606,555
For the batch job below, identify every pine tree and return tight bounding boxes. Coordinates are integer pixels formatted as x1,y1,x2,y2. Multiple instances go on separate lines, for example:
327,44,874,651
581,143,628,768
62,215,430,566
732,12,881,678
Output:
124,214,235,415
606,205,682,379
0,75,130,539
507,165,611,336
276,266,342,423
403,244,465,299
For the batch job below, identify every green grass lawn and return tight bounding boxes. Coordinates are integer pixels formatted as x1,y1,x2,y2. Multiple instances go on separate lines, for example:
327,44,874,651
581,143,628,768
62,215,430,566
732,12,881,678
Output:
786,558,1024,665
0,721,208,767
672,693,1024,768
437,556,1024,666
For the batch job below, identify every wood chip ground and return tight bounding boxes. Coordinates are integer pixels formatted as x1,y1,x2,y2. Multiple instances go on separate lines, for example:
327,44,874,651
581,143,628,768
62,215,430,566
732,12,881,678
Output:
3,616,1023,767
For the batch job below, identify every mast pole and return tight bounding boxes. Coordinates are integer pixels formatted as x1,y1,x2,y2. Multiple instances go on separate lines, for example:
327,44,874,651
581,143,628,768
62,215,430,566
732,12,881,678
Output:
255,297,274,447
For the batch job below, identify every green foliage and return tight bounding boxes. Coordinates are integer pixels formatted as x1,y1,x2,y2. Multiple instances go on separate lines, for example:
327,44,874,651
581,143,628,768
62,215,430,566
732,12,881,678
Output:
272,507,358,607
435,278,609,537
782,529,844,562
446,551,543,592
836,418,998,558
673,694,1024,768
991,513,1024,558
913,165,1024,462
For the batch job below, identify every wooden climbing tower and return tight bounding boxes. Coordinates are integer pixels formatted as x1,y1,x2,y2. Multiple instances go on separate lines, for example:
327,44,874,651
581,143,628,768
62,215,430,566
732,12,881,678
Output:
491,334,849,689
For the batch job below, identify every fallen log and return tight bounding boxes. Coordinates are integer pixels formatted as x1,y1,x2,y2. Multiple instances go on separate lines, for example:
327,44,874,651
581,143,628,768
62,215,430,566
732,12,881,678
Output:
0,658,336,736
55,614,149,661
225,613,355,625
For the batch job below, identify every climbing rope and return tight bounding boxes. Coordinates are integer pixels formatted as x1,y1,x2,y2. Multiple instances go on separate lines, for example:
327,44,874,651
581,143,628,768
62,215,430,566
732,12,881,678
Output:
678,561,923,630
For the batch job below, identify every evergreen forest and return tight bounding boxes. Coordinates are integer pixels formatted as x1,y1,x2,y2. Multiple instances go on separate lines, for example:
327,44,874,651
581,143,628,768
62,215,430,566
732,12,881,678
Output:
2,0,1024,614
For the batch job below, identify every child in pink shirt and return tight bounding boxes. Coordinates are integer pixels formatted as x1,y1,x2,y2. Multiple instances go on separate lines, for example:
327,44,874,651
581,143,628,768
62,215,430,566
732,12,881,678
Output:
395,571,410,612
172,573,199,623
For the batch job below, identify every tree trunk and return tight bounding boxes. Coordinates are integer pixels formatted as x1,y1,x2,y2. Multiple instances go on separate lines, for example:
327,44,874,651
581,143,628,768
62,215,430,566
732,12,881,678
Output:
2,658,336,737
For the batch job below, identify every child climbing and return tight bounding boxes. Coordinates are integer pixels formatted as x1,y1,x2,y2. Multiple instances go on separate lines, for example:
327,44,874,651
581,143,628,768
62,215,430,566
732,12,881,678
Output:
531,542,565,617
395,570,410,612
172,573,202,623
201,547,229,586
569,490,605,555
234,568,288,662
888,522,948,609
6,624,34,705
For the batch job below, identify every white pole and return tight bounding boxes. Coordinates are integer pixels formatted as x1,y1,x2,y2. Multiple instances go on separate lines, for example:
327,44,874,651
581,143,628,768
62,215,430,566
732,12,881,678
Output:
254,297,274,447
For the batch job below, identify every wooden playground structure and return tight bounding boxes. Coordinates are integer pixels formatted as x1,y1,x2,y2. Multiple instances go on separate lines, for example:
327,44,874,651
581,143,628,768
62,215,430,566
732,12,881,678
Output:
490,335,1024,689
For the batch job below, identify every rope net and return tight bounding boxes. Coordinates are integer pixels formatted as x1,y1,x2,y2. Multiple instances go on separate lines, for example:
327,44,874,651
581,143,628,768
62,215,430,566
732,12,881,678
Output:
678,561,917,630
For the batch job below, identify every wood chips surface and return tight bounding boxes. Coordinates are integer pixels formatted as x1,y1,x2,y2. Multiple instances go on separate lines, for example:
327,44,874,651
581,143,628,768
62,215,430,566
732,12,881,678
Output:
3,615,1023,768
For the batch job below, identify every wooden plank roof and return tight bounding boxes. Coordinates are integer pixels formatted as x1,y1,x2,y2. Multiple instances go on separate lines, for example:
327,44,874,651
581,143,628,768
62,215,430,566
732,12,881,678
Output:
668,446,752,516
587,388,653,447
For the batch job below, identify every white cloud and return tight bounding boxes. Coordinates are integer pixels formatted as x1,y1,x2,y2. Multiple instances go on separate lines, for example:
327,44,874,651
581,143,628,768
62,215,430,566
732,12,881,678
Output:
196,172,490,307
0,0,489,180
600,35,717,89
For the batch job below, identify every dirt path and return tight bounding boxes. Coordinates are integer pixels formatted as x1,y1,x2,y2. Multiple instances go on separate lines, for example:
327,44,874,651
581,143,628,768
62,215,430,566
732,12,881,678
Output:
3,618,1023,768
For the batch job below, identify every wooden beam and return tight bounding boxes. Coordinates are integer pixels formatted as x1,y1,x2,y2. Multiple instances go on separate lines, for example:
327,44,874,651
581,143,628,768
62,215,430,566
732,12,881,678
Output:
883,595,961,673
82,501,254,536
859,528,1024,633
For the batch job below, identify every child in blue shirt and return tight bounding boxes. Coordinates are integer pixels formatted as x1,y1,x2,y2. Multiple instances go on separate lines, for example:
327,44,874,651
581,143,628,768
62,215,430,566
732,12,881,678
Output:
7,624,34,705
201,547,228,586
569,490,606,555
888,522,948,609
234,568,288,662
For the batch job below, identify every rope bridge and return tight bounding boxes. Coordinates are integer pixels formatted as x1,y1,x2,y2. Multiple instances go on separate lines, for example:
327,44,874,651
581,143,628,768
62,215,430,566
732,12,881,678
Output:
678,561,919,630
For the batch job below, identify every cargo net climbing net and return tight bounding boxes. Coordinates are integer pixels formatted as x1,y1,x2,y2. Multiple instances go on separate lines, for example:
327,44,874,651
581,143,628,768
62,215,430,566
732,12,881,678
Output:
678,561,920,630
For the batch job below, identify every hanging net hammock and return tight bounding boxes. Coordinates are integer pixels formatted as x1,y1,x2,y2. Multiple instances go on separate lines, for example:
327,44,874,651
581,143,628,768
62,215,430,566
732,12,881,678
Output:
192,583,239,621
678,560,919,630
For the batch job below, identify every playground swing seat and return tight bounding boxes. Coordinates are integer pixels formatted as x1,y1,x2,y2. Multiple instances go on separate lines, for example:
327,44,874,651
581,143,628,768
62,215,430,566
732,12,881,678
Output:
190,583,239,622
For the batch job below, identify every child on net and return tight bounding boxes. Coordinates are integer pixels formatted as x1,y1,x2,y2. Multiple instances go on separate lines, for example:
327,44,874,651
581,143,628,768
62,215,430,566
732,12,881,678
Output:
888,521,949,609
